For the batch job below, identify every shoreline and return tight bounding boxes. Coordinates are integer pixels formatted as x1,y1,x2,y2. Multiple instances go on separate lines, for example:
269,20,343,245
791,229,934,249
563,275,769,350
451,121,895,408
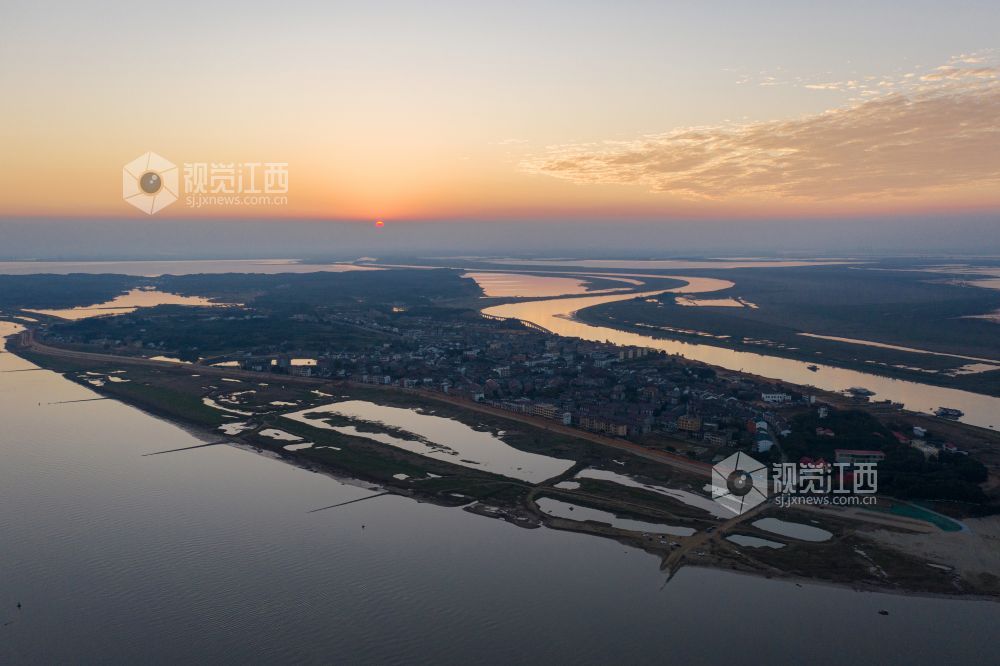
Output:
564,309,1000,435
574,307,1000,399
9,339,998,600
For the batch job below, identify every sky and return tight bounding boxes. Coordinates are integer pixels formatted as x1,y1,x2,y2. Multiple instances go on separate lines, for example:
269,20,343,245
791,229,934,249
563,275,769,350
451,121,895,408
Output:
1,0,999,247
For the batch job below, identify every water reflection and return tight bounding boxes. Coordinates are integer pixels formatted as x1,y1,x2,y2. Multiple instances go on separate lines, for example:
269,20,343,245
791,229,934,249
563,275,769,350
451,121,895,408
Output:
463,272,628,298
752,518,833,542
575,468,730,518
1,321,998,663
25,288,232,320
0,259,379,276
483,283,1000,429
283,400,574,482
536,497,695,536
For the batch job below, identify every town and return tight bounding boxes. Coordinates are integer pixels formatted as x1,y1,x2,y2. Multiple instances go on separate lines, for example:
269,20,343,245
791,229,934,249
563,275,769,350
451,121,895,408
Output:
32,286,992,508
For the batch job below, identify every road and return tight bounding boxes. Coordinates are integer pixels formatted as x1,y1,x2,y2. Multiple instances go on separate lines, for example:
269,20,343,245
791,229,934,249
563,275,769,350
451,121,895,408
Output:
16,331,712,479
658,496,775,575
18,330,950,572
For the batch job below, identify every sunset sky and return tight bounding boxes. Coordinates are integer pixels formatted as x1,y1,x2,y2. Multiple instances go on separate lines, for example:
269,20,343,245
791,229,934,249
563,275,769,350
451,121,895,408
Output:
2,0,999,223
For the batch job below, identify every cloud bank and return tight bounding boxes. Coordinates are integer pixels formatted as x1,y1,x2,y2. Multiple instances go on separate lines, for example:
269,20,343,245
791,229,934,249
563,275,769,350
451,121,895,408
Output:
524,64,1000,201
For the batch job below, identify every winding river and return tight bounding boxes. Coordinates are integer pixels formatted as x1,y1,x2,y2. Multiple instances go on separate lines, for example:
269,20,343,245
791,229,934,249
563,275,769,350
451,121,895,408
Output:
482,280,1000,430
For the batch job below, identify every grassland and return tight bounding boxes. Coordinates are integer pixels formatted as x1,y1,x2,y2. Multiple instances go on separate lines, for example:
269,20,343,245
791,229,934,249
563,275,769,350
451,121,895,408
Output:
578,265,1000,396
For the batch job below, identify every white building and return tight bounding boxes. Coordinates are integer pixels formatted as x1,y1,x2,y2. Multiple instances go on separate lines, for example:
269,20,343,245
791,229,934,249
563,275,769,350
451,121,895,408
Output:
754,438,775,453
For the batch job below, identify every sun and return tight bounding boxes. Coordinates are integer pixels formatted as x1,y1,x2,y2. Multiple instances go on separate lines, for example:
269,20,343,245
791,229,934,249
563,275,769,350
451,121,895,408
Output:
374,220,385,228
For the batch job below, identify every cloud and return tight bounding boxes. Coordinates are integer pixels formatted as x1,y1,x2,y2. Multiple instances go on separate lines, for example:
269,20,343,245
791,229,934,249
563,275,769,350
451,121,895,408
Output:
921,66,998,81
524,66,1000,201
950,50,993,65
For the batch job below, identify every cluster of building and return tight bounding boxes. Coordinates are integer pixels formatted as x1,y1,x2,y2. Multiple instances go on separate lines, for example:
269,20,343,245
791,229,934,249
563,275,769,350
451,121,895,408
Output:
45,305,819,462
197,310,813,460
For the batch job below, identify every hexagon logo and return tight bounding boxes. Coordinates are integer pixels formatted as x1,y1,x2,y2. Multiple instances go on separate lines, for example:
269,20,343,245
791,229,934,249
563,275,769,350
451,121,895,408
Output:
711,452,769,515
123,152,178,214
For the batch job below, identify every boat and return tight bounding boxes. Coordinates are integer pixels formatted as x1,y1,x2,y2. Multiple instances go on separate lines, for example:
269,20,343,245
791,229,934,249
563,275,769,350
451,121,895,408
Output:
807,364,819,372
845,386,875,396
935,407,964,419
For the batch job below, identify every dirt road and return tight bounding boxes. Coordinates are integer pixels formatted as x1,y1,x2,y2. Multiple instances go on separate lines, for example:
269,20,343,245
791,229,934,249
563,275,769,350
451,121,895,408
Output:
16,332,712,479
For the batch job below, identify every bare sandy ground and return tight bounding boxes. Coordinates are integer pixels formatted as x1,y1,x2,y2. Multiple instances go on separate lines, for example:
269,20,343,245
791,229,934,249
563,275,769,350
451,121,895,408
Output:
868,515,1000,591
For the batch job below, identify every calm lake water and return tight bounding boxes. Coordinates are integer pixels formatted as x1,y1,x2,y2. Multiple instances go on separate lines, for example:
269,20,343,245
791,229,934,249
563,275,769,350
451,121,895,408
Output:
462,272,608,297
283,399,574,482
483,287,1000,430
25,288,232,320
0,259,377,276
0,321,998,664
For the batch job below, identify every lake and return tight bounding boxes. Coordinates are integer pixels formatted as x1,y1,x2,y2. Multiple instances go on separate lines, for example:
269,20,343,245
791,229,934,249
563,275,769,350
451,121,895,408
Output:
1,321,998,664
461,272,617,297
0,259,378,276
283,399,574,482
25,288,233,320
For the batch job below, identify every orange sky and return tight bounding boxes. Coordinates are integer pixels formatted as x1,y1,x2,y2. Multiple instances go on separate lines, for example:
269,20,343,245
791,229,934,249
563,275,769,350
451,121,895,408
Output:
1,2,998,221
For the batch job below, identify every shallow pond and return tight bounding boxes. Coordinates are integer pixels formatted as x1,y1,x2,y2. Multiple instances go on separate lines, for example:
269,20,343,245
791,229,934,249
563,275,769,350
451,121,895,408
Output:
752,517,833,542
283,400,575,483
536,498,696,536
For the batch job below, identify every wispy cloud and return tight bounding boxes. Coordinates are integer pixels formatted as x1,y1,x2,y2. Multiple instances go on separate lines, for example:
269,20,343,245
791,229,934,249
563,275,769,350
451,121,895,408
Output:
921,65,998,81
523,62,1000,201
949,50,993,65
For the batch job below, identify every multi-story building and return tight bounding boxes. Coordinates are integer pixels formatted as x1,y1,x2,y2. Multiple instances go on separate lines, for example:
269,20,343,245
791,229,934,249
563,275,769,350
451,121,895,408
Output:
677,414,702,432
